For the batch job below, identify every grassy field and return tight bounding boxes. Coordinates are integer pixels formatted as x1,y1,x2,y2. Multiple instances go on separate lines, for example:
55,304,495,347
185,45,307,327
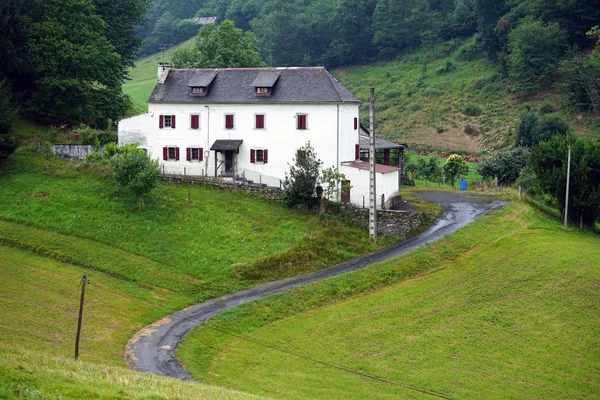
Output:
177,202,600,400
123,38,195,114
0,148,401,367
336,36,600,152
0,346,266,400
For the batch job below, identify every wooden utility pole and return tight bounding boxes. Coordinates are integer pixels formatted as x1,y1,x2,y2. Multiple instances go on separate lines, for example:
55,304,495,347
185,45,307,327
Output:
75,273,88,360
564,145,571,229
369,88,377,241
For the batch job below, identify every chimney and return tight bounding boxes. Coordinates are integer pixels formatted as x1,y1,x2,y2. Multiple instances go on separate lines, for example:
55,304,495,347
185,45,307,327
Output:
158,62,170,83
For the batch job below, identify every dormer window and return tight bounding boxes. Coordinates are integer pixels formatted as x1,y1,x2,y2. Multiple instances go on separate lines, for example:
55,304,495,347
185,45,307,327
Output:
190,87,206,96
256,87,270,96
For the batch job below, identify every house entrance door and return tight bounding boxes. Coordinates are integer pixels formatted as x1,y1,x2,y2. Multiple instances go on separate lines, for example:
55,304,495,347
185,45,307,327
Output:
341,180,351,203
224,151,234,173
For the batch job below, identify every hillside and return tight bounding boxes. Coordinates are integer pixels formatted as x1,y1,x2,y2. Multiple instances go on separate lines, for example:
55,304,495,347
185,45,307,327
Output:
337,37,599,153
124,38,195,114
124,36,600,153
176,200,600,399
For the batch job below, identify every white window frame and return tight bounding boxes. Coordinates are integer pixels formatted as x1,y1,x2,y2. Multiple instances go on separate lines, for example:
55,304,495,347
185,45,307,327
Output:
189,113,201,130
254,113,266,130
255,148,265,164
189,146,202,162
167,146,177,161
164,115,173,128
296,113,308,130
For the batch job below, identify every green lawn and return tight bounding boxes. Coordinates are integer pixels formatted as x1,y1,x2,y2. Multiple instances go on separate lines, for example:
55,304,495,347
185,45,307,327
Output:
0,149,397,365
123,38,195,114
0,346,266,400
177,202,600,400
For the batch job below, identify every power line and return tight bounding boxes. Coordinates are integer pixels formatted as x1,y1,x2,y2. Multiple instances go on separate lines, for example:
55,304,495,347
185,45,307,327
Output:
203,324,454,400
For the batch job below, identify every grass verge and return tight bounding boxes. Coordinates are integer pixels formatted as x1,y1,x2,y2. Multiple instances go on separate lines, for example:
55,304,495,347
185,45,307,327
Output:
176,202,600,399
0,346,266,400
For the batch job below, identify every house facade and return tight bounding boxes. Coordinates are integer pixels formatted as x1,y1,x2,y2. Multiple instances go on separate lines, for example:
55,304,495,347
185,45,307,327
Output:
118,64,401,209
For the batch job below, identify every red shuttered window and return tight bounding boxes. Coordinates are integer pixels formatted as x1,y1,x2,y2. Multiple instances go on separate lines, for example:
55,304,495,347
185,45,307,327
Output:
354,117,358,130
160,115,176,129
190,114,199,129
164,146,178,161
255,114,265,129
186,147,203,161
250,149,255,163
355,144,360,160
297,114,307,130
225,114,234,129
252,149,268,164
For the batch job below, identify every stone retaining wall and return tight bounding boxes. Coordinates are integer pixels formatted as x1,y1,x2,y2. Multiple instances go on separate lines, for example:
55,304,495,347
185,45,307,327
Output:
340,204,436,236
159,174,283,202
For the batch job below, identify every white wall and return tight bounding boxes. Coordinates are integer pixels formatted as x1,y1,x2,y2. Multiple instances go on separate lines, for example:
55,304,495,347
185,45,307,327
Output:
118,102,361,181
340,165,400,210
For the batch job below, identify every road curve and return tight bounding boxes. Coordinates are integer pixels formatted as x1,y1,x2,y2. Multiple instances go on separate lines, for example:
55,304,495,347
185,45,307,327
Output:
126,191,505,380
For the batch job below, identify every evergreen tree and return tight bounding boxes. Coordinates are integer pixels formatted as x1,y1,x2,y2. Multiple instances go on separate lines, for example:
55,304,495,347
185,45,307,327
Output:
0,80,17,161
283,142,322,210
92,0,151,71
27,0,129,128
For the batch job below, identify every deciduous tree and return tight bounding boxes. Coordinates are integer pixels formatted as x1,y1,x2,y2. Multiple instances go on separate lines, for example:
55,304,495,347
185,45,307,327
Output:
172,20,265,68
282,142,322,210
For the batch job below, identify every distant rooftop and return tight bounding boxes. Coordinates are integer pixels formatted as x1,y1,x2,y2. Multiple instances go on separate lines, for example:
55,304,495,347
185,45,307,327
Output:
195,16,218,25
149,67,361,104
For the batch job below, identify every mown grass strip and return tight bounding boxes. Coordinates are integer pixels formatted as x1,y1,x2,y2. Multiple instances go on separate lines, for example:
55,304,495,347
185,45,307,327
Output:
0,346,266,400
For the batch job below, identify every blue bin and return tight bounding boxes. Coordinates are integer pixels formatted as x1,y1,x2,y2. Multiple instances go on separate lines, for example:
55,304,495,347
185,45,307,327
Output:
459,180,467,191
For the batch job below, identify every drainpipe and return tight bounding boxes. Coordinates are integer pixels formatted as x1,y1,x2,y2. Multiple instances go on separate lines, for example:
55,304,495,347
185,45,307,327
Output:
205,106,210,176
336,104,340,202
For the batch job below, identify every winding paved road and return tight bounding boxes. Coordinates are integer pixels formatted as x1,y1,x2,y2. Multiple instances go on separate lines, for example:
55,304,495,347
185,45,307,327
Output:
126,191,505,380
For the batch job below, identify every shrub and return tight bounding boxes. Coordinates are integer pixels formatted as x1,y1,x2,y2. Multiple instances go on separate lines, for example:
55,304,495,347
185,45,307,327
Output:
437,60,456,75
442,154,469,187
477,147,530,185
462,103,482,116
110,146,160,209
515,111,539,146
282,142,322,210
77,125,118,147
539,102,556,114
533,113,569,143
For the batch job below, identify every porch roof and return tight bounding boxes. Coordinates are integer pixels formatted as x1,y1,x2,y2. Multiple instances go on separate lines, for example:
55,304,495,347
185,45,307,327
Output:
210,139,243,151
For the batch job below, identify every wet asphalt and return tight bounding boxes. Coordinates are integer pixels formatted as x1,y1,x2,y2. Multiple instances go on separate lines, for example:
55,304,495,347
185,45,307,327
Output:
125,191,505,380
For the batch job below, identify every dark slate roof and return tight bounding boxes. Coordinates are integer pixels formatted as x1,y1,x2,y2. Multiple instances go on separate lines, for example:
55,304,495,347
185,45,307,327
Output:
210,139,243,151
149,67,361,104
359,126,408,150
187,71,217,87
251,71,280,87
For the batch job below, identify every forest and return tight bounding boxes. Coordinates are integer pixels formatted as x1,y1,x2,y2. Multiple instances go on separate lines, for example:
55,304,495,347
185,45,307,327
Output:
2,0,600,160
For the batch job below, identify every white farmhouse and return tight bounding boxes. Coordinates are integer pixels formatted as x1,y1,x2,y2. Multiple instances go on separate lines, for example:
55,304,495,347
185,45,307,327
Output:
118,64,401,208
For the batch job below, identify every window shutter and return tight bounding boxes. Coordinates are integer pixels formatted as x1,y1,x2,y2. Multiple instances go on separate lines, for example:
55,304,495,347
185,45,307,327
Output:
250,149,255,164
175,147,180,161
354,117,358,130
159,115,164,129
256,114,264,129
355,144,360,160
186,148,191,161
162,147,168,161
191,115,199,129
263,149,268,164
171,115,176,128
199,148,203,161
226,115,234,129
